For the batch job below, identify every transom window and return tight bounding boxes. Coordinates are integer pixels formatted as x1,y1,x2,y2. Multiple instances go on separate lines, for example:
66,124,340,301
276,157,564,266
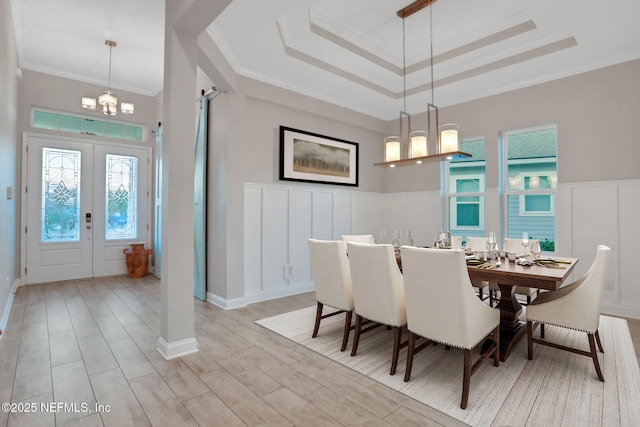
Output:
33,109,145,142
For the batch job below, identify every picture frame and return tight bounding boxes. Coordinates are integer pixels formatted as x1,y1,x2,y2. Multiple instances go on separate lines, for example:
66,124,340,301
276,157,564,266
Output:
279,126,359,187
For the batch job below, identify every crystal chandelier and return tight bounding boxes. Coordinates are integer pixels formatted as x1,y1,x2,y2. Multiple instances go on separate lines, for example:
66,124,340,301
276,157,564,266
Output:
81,40,134,116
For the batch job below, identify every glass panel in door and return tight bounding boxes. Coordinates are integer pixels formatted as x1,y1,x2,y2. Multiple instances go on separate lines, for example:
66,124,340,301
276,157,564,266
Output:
41,147,82,242
25,137,93,284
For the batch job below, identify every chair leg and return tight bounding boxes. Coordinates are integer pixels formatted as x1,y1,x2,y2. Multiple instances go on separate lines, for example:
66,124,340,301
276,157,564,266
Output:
340,310,353,352
461,349,471,409
404,331,416,382
312,302,323,338
588,333,605,382
527,321,534,360
595,329,604,353
489,291,494,307
351,314,363,357
478,287,484,301
540,323,545,339
390,326,402,375
526,295,531,305
493,326,500,367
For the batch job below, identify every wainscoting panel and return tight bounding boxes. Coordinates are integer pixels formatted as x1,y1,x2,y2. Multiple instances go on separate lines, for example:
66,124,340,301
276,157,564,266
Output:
311,191,333,240
262,188,289,290
239,181,640,318
289,190,312,287
618,183,640,311
570,183,620,305
332,193,352,240
243,186,263,295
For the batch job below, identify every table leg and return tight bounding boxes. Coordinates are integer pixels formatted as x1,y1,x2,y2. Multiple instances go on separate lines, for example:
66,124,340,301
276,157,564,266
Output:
495,283,526,361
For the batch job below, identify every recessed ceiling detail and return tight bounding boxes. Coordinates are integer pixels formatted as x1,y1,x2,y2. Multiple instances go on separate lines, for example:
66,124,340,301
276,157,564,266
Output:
280,12,576,101
12,0,640,121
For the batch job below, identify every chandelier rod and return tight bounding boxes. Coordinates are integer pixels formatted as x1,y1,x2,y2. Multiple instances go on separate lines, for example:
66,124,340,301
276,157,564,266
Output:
105,40,116,92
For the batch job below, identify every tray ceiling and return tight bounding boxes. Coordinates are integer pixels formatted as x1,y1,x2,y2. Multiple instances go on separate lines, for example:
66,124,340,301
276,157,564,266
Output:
12,0,640,120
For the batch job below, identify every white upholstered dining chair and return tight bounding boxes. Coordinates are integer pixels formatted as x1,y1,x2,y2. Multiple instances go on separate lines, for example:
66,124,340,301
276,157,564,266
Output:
347,242,407,375
308,239,354,351
465,236,490,301
401,246,500,409
341,234,375,245
526,245,611,381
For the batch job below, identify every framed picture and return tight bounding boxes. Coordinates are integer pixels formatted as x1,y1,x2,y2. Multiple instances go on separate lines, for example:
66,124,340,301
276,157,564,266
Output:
279,126,359,187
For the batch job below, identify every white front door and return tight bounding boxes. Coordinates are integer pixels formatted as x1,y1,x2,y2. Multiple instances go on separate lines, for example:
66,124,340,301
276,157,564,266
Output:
24,134,150,284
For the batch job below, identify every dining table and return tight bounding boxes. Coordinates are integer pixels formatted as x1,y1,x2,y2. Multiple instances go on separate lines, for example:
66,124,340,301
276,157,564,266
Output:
467,256,579,361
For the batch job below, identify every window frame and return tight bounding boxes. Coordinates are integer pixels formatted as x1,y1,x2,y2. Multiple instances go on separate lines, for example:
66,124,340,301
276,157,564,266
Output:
443,137,487,233
448,173,486,230
501,124,557,247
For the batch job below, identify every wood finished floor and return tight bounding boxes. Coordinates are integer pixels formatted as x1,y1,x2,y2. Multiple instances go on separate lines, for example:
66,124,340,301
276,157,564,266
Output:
0,276,638,427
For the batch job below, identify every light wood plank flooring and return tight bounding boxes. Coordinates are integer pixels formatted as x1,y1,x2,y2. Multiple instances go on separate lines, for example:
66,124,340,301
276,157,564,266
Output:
0,276,638,427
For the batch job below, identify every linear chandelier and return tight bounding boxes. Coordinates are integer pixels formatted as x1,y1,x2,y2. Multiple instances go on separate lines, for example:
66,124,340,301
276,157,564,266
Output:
377,0,467,168
82,40,134,116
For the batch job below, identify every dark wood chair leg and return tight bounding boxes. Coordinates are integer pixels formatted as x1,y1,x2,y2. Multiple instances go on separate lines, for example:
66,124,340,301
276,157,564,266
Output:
404,331,416,382
595,329,604,353
489,291,494,307
588,333,605,382
340,310,353,351
527,321,534,360
390,326,402,375
461,349,471,409
351,314,363,357
493,326,500,367
478,287,484,301
540,323,545,339
312,302,323,338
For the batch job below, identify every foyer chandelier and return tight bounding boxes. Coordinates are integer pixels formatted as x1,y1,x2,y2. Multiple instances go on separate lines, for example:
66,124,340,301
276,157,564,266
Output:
81,40,134,116
379,0,466,167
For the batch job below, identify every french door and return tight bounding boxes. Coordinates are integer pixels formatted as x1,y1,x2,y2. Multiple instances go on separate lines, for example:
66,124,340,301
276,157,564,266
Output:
24,134,150,284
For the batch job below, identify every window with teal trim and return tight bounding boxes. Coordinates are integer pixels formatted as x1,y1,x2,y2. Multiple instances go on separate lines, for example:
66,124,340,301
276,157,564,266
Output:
33,110,145,142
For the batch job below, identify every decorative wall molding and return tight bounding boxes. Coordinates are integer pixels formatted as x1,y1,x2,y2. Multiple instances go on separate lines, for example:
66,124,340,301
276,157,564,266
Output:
240,180,640,319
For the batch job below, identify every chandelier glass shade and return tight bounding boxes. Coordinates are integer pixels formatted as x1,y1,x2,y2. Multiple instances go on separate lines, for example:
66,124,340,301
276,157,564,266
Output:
82,40,134,116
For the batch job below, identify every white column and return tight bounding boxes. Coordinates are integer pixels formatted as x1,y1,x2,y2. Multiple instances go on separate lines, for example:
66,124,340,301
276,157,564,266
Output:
157,0,232,359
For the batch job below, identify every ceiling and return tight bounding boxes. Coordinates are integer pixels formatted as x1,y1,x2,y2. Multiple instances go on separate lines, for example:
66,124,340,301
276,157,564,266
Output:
12,0,640,120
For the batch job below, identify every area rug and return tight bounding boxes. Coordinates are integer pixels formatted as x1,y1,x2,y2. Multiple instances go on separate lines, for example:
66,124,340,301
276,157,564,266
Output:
256,307,640,426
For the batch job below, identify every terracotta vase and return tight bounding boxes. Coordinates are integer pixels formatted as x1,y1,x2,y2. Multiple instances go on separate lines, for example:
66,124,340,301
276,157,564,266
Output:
123,243,152,278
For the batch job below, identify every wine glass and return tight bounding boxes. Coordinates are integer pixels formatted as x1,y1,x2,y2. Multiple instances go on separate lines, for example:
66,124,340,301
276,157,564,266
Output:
522,232,529,258
486,232,498,263
392,229,402,253
407,229,415,246
376,228,386,244
530,239,541,259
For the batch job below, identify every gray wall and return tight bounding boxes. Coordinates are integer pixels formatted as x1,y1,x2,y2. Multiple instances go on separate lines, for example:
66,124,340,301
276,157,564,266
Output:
202,56,640,309
207,76,389,301
0,0,19,331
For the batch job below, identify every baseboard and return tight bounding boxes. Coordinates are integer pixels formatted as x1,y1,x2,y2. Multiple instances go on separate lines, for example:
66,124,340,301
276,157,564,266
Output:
601,303,640,321
206,292,247,310
156,336,198,360
245,283,315,305
207,283,315,310
0,280,19,340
